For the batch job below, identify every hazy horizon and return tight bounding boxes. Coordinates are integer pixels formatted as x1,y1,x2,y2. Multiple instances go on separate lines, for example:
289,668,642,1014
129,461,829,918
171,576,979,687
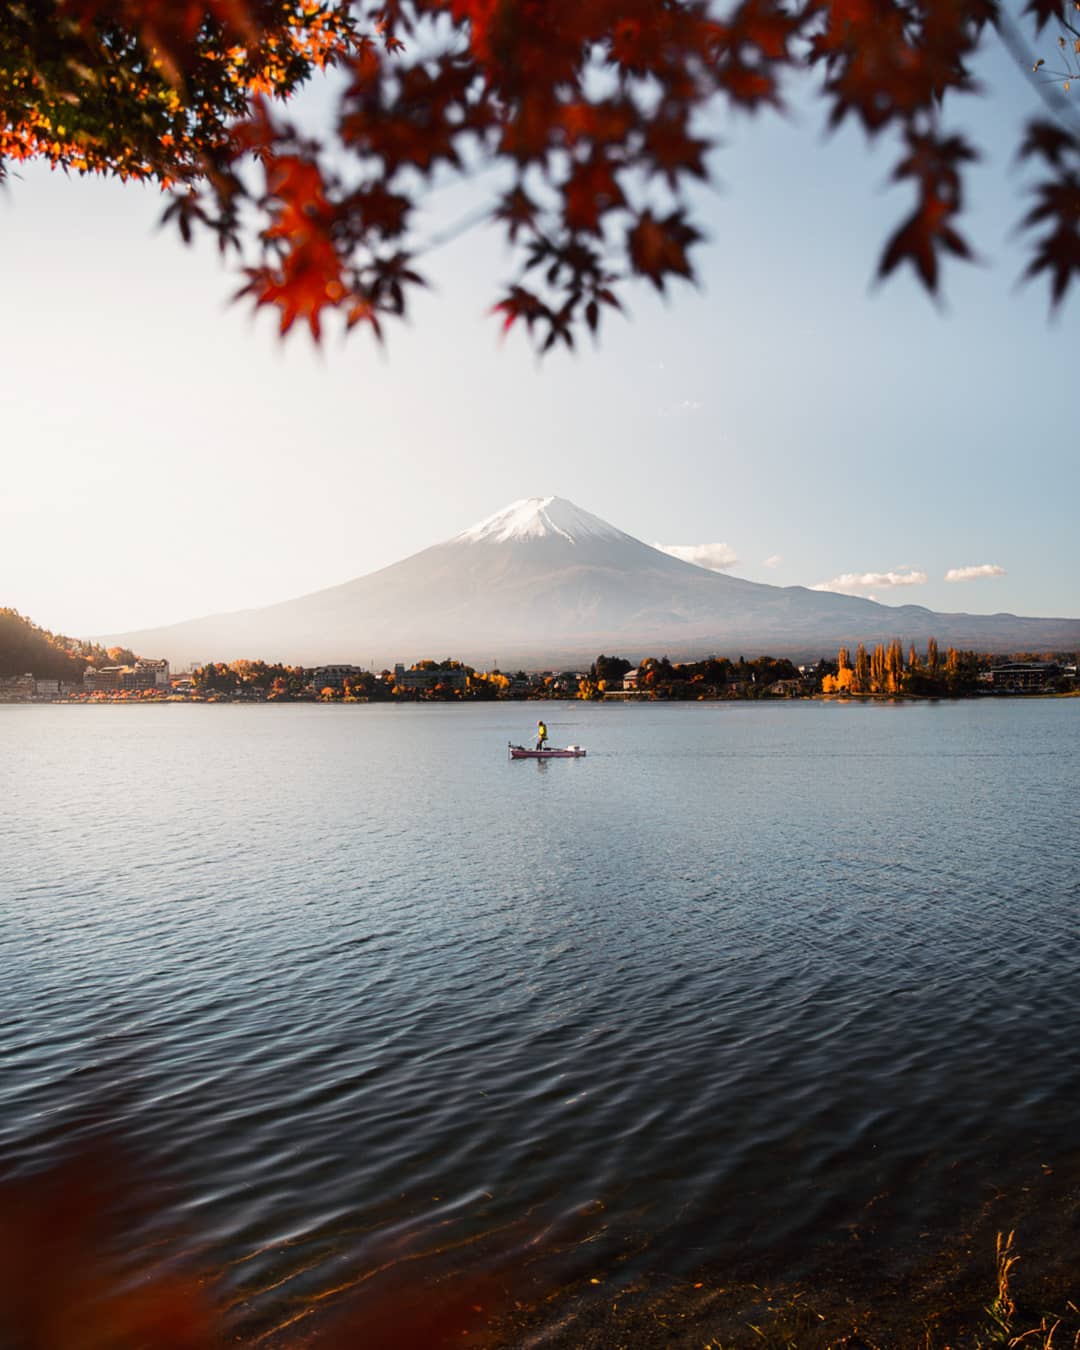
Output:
10,484,1080,647
94,491,1080,643
90,496,1080,672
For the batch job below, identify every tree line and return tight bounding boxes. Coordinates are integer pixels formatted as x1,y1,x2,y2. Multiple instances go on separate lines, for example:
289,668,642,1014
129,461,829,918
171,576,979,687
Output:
186,645,1076,702
191,658,580,700
193,653,809,701
821,640,982,697
7,627,1073,700
578,653,801,699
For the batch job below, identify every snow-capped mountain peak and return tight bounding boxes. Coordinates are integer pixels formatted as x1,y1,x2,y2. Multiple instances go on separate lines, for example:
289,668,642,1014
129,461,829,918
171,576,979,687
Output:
456,496,630,546
101,493,1080,670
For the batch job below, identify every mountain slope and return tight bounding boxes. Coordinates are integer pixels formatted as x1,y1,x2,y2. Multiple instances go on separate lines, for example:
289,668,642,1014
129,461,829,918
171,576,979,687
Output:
103,497,1080,667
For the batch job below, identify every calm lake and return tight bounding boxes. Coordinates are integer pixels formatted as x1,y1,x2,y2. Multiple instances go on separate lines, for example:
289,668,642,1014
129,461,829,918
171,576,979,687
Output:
3,699,1080,1342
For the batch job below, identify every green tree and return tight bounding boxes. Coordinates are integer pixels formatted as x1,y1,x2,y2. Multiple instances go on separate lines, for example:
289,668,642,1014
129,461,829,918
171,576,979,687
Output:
591,654,632,686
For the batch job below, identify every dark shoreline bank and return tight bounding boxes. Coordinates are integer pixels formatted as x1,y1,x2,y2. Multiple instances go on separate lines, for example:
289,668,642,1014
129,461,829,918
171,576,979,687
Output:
240,1153,1080,1349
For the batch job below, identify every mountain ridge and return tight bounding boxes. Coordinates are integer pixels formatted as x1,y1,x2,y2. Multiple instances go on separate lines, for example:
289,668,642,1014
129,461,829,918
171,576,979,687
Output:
101,496,1080,668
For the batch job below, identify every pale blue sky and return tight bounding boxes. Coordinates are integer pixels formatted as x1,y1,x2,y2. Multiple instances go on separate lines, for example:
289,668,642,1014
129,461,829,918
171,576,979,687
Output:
2,27,1075,638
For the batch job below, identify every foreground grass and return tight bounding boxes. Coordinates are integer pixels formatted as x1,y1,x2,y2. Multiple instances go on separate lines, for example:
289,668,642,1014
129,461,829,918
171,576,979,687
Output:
698,1231,1080,1350
489,1226,1080,1350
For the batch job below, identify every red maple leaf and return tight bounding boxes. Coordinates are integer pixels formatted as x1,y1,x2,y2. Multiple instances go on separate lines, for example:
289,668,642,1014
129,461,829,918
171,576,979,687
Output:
627,209,702,291
563,153,625,233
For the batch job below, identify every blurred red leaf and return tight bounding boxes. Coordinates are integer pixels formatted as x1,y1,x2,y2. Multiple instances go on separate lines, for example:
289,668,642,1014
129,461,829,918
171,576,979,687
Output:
627,209,702,291
239,236,345,339
0,1150,218,1350
879,129,976,288
1023,0,1067,32
8,0,1079,346
1022,169,1080,304
563,153,625,233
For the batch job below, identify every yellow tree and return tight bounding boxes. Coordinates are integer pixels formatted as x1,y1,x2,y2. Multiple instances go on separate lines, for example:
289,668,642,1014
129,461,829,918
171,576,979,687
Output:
887,639,904,694
871,643,887,693
831,646,855,694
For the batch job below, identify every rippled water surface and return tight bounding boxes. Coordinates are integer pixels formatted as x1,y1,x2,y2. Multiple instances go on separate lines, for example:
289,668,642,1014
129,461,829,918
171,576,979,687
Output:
4,700,1080,1339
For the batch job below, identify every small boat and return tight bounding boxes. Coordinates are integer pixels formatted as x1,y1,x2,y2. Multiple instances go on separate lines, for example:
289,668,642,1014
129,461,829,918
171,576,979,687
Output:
508,742,587,759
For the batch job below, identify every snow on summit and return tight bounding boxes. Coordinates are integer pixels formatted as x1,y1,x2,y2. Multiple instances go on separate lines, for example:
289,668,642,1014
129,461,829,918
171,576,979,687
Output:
102,488,1080,667
457,496,629,545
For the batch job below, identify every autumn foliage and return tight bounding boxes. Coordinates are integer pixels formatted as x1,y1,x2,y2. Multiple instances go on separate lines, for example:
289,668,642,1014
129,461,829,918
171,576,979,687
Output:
0,1143,513,1349
819,638,985,694
0,3,357,182
0,1148,218,1350
4,0,1080,344
0,607,139,680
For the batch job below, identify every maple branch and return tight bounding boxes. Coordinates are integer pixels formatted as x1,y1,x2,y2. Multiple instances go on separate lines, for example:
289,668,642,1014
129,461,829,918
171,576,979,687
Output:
994,5,1080,135
418,201,494,251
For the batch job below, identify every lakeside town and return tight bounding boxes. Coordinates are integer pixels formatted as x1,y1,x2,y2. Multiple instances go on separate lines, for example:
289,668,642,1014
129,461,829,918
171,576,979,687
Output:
2,648,1078,704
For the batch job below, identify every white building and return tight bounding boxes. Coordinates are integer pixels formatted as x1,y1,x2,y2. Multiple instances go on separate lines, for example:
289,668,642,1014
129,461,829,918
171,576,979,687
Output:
135,658,170,687
314,664,362,689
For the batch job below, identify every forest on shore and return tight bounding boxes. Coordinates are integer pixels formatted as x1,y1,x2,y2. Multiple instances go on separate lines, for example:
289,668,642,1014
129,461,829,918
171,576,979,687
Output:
4,607,1076,701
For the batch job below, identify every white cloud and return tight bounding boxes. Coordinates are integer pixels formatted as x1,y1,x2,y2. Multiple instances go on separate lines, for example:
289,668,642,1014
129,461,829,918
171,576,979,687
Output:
658,542,739,572
812,569,928,595
944,563,1007,582
763,554,783,569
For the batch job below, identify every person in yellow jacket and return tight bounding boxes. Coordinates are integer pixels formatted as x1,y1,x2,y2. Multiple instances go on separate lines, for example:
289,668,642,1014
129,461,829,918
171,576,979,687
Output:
535,719,548,751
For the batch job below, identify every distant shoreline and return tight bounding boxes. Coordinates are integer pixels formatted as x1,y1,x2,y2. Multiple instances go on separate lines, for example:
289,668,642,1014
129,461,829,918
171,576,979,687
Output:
4,690,1078,707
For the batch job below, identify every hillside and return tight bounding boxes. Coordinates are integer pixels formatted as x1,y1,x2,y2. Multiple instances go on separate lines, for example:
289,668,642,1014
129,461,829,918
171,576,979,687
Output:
0,609,130,680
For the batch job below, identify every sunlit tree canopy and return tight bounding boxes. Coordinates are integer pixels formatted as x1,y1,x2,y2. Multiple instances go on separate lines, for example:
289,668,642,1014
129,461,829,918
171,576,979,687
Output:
3,0,1080,345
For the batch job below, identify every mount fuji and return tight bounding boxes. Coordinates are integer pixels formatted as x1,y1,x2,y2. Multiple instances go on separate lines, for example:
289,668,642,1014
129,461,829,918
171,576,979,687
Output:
105,496,1080,668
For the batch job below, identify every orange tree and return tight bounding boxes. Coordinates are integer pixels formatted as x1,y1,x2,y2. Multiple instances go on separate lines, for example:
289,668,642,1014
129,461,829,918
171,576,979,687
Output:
0,3,357,179
4,0,1080,345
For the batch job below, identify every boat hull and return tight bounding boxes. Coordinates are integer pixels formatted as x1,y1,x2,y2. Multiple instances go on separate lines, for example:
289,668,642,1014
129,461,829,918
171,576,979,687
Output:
508,744,586,759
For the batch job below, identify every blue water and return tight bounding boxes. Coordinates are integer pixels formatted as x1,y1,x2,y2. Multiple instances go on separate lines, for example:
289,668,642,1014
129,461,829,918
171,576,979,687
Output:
3,699,1079,1340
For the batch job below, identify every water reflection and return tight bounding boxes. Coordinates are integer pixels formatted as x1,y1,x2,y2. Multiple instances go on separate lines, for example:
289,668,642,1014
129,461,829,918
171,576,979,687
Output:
3,700,1080,1344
